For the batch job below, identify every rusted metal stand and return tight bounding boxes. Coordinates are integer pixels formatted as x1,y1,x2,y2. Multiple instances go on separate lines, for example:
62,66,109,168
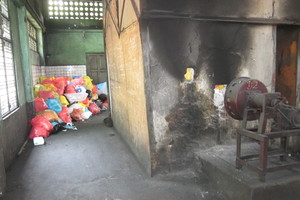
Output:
236,107,300,181
224,77,300,181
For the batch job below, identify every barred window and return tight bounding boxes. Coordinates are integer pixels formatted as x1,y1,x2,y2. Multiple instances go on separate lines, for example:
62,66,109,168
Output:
27,20,37,51
48,0,103,20
0,0,18,117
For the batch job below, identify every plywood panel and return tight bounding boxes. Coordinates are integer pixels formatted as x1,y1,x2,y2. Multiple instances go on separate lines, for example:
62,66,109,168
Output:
121,0,137,31
105,2,151,175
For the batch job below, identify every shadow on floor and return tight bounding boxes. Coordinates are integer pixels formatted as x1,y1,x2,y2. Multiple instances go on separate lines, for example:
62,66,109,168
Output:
2,113,226,200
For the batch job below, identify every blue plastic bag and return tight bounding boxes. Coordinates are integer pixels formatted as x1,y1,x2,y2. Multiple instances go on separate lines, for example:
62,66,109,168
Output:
46,98,62,113
96,82,108,94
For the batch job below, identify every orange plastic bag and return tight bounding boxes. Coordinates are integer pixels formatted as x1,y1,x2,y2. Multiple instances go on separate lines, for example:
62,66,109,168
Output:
37,109,61,122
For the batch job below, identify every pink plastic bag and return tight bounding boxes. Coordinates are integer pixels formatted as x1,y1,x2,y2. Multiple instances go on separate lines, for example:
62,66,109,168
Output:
72,77,84,86
88,102,100,115
34,98,48,113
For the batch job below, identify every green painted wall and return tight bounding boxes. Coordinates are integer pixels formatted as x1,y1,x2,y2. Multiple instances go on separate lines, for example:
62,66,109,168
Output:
46,30,104,65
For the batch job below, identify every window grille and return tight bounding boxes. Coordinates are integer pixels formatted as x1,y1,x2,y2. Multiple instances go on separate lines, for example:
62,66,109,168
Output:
0,0,18,117
27,20,37,51
48,0,103,20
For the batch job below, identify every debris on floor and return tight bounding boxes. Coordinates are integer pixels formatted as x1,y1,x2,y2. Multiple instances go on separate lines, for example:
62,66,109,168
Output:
30,76,109,144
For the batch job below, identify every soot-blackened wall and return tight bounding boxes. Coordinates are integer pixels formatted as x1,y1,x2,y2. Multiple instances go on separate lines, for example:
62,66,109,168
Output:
141,19,275,173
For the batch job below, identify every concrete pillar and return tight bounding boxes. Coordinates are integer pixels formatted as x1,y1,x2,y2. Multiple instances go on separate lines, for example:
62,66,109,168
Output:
16,6,34,103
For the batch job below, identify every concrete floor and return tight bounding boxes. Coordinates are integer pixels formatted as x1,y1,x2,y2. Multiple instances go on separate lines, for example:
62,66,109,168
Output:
197,144,300,200
1,113,226,200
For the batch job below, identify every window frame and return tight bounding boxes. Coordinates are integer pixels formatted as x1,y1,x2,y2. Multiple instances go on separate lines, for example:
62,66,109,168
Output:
47,0,104,20
27,19,38,52
0,0,19,118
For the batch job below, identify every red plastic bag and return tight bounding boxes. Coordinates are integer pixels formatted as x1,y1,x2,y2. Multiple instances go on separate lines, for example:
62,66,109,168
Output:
53,77,67,96
53,77,67,88
41,78,54,85
58,106,72,123
31,116,53,130
88,102,100,115
29,116,53,139
34,98,48,113
92,85,98,94
29,127,49,139
38,91,55,100
65,85,76,93
56,87,65,96
70,108,83,121
81,97,90,106
100,100,109,110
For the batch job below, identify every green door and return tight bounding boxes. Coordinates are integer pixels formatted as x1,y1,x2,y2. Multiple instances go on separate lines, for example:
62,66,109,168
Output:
86,53,107,84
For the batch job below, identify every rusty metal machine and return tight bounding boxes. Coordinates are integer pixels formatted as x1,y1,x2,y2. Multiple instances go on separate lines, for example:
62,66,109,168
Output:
224,77,300,180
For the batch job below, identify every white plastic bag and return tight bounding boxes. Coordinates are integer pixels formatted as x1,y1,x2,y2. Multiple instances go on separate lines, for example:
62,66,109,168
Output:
68,103,85,114
81,111,93,120
64,93,88,104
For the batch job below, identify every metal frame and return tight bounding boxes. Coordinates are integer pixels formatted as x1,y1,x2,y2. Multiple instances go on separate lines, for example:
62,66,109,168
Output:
236,94,300,181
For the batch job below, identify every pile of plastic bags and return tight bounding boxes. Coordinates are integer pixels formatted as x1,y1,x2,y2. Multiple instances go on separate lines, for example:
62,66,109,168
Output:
29,76,108,140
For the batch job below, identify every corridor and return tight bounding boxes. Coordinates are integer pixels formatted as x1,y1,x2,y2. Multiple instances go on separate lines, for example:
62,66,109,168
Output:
2,114,226,200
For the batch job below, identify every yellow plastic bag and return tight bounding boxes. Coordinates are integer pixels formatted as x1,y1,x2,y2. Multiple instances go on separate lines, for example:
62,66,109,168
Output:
184,68,195,81
59,95,69,106
52,91,59,99
91,93,98,101
83,76,93,90
77,102,87,110
83,76,93,85
34,84,50,97
39,76,48,83
43,84,58,92
34,84,42,97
